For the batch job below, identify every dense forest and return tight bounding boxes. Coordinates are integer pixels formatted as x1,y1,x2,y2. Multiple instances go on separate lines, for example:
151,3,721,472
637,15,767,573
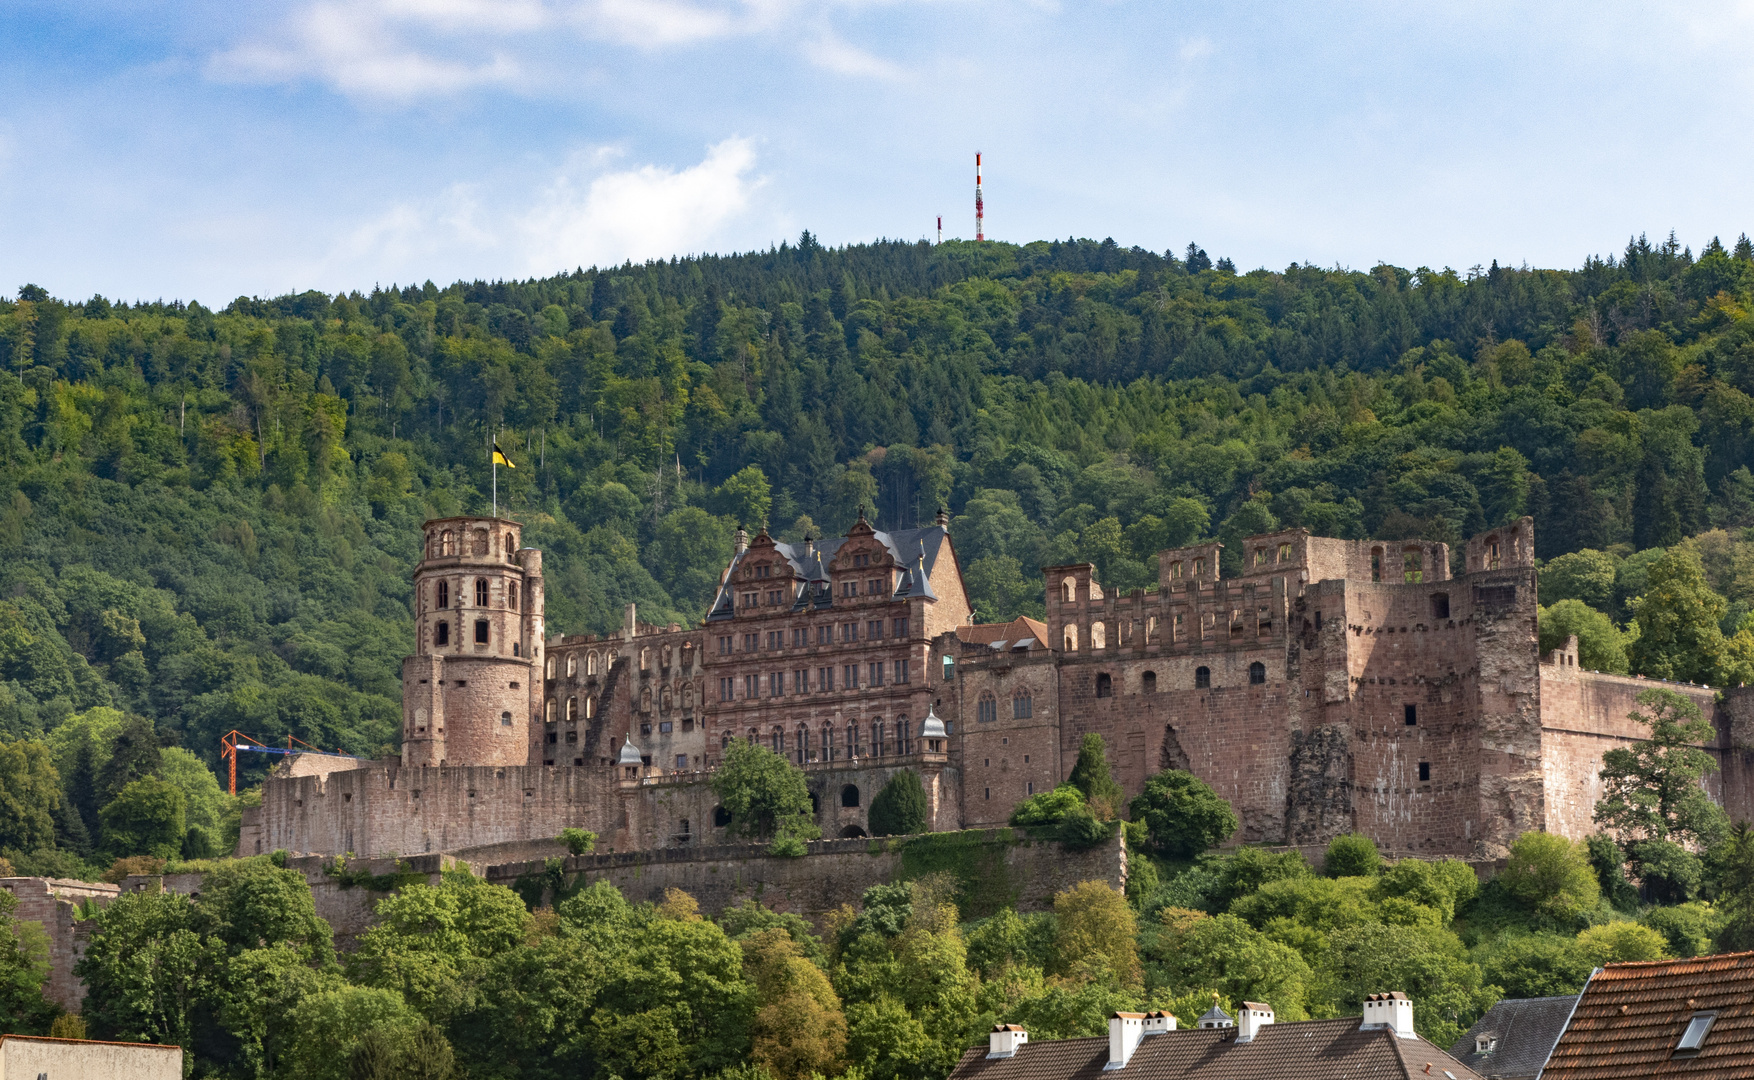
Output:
7,230,1754,873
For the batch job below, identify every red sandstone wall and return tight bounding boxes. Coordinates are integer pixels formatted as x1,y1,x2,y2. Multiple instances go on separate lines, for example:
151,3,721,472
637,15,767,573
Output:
0,877,118,1010
1540,664,1721,841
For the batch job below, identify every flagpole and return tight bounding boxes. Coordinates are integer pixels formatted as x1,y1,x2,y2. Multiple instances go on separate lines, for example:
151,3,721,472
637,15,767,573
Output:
492,438,498,520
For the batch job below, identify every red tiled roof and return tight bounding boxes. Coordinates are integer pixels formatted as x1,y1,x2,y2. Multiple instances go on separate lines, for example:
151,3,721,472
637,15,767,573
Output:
1539,951,1754,1080
957,616,1049,648
948,1017,1486,1080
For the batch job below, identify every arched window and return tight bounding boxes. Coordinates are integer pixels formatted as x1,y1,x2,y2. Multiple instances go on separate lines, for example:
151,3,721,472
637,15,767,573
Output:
1062,576,1077,603
1013,691,1033,719
436,621,450,646
1091,621,1107,649
683,684,694,709
476,579,489,606
848,722,859,756
1195,666,1210,689
641,688,652,712
978,692,997,723
440,530,455,556
509,583,519,611
1096,672,1113,698
586,652,597,675
504,531,514,555
1403,547,1424,584
544,699,555,722
841,784,861,807
640,647,651,671
822,724,836,760
566,697,577,722
713,805,732,827
795,726,809,764
1142,671,1157,694
566,654,577,677
898,717,911,756
1485,535,1502,570
585,697,595,718
437,581,449,609
1370,547,1384,582
1249,661,1266,685
872,720,886,756
472,529,489,555
545,656,555,678
1064,624,1079,651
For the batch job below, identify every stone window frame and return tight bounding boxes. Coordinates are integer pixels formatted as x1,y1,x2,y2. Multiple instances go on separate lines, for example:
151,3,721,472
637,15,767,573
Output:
978,692,998,723
1248,661,1266,685
1195,665,1211,689
1012,691,1032,719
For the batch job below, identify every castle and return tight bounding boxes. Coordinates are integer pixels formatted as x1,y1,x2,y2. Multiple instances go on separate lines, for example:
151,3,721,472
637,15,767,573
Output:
239,513,1754,863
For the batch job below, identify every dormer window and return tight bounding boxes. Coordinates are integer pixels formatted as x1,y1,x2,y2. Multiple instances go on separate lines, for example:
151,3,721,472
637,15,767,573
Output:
1475,1034,1497,1054
1678,1012,1717,1052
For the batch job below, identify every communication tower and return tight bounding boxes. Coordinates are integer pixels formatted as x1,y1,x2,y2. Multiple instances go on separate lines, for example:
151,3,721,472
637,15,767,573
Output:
975,153,984,241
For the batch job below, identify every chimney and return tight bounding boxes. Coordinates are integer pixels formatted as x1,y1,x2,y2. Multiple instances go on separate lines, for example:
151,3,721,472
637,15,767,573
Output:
988,1024,1027,1059
1235,1002,1274,1043
1105,1012,1145,1070
1361,992,1415,1038
734,525,749,554
1142,1010,1177,1035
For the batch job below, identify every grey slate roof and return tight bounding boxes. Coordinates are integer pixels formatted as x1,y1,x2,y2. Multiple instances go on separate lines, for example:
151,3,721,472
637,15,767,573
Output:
1448,995,1577,1080
707,523,950,621
947,1017,1486,1080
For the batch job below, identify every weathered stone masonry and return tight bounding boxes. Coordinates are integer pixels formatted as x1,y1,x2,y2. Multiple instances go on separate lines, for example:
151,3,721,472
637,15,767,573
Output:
241,513,1754,864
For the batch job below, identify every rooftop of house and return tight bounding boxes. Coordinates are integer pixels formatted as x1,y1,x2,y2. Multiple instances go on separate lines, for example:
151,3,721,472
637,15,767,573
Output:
955,615,1050,651
1448,995,1578,1080
708,518,950,620
1539,951,1754,1080
949,1015,1485,1080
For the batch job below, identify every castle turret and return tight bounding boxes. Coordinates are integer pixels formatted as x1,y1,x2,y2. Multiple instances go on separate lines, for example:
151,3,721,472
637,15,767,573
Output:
402,517,543,768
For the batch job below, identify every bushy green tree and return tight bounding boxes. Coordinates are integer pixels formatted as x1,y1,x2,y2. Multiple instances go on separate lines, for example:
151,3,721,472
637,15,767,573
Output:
0,889,59,1034
0,737,60,855
867,770,928,837
1499,832,1600,924
1596,688,1728,900
1538,600,1630,673
1128,771,1237,858
97,775,185,860
1322,833,1381,878
1627,549,1732,684
1539,549,1618,608
711,738,819,845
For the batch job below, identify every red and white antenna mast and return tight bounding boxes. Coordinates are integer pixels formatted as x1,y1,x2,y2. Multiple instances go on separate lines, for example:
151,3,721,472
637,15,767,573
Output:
975,152,984,241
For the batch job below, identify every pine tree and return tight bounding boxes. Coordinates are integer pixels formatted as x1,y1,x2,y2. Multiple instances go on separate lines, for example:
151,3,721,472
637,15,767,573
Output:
867,770,928,837
1067,734,1124,819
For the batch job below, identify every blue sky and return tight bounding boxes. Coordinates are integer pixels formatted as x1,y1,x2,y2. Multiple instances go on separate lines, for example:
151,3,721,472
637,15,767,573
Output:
4,1,1754,305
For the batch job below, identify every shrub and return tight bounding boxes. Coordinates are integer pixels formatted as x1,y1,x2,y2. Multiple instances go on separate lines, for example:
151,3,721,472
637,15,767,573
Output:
1127,771,1238,859
867,771,929,837
560,828,597,855
1474,933,1592,998
180,825,217,860
1576,921,1670,965
1008,785,1087,829
101,855,165,884
1322,834,1381,878
1639,903,1721,958
1067,734,1124,819
1499,832,1600,923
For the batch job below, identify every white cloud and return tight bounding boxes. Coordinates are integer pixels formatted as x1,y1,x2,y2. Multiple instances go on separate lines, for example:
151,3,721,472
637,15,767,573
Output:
208,0,918,99
519,137,762,272
209,2,526,98
300,138,763,285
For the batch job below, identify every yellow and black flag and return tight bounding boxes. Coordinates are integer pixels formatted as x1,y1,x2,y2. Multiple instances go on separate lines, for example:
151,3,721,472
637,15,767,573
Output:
492,442,515,468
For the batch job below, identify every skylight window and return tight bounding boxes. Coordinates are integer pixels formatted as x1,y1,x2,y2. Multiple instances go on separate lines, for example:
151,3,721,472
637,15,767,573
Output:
1678,1013,1716,1051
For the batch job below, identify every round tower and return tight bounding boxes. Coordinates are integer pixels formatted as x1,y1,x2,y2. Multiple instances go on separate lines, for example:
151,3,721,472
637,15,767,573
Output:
402,517,544,768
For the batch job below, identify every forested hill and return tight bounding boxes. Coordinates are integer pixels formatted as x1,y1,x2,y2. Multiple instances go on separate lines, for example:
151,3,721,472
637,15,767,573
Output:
5,229,1754,782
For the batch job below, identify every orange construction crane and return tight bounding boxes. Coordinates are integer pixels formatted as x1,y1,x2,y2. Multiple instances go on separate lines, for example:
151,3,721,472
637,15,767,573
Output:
219,730,362,795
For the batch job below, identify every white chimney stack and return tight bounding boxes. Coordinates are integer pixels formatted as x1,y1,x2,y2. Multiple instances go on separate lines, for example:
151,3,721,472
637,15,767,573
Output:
1361,992,1415,1038
1235,1002,1275,1043
1142,1010,1177,1035
1106,1012,1145,1069
988,1024,1027,1058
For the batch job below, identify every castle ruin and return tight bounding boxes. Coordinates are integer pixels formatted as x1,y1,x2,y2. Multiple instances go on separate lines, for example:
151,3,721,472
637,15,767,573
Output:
239,514,1754,862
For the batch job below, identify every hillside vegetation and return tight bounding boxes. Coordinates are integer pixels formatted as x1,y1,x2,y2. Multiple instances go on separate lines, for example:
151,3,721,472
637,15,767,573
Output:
4,231,1754,857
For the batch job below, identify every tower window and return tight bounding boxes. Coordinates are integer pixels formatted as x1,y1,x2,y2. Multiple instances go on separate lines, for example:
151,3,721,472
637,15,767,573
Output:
1195,666,1210,689
435,622,450,646
475,579,489,606
437,581,449,608
1405,704,1417,726
1249,661,1266,685
509,583,520,611
1418,761,1430,782
1095,672,1113,698
1142,672,1156,694
475,620,490,643
1431,592,1450,619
